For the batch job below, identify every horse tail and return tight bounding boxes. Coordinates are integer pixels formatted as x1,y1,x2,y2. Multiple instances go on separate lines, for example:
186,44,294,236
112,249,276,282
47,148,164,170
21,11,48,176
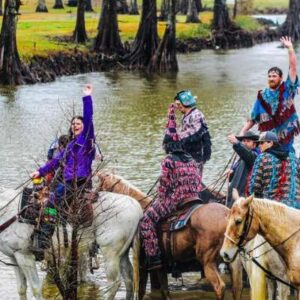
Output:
132,229,140,300
249,235,267,300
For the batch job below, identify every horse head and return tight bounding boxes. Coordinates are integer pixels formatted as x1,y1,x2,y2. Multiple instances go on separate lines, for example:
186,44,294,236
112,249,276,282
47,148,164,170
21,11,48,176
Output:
220,189,259,262
97,170,125,193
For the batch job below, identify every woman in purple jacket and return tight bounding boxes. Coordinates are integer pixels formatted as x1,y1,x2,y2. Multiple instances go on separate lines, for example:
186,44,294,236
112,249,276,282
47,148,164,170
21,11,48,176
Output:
31,84,96,197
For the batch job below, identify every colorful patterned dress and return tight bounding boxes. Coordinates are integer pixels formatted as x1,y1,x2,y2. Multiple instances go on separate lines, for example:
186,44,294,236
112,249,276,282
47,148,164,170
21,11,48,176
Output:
140,151,202,257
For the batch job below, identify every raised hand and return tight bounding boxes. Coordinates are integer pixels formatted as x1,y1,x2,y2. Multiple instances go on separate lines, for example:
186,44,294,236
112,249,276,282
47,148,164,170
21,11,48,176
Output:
280,36,293,49
83,84,93,96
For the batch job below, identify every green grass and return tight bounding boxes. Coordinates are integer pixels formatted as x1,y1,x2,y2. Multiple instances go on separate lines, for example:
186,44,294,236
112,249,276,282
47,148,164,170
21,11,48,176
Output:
4,0,285,59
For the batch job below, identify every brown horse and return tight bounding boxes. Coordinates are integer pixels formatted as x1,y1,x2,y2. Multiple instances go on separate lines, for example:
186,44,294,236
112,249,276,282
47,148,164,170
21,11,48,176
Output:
97,171,243,300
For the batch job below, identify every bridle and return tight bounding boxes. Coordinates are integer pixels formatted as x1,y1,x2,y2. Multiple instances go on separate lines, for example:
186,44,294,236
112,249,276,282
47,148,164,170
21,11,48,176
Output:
224,205,254,249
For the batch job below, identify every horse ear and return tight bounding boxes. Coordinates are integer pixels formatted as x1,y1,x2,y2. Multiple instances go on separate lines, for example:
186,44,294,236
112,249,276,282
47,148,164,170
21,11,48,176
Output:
232,188,240,202
242,195,254,207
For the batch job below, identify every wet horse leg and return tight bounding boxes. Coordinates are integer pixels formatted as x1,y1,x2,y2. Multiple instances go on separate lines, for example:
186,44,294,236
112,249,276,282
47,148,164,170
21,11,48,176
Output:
14,251,42,300
11,256,27,300
101,248,122,300
154,269,170,300
228,254,243,300
199,247,225,300
120,249,134,300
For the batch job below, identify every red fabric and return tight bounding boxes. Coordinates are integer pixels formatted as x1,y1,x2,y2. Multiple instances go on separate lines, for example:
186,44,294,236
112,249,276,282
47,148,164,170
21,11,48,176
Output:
276,160,287,201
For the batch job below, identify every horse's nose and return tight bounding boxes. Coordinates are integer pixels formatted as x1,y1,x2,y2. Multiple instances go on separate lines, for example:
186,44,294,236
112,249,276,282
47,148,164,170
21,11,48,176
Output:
220,250,231,262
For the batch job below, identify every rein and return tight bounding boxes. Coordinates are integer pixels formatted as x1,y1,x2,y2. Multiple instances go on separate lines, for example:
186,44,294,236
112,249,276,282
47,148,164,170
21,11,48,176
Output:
224,203,299,290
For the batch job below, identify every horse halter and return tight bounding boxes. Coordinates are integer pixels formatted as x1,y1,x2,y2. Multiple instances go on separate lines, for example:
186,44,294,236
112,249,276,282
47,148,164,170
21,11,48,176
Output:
224,205,254,249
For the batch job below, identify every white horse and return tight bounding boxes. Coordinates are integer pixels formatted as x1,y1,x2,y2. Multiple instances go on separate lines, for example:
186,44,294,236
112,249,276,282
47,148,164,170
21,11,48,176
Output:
80,191,143,300
0,187,42,300
241,235,289,300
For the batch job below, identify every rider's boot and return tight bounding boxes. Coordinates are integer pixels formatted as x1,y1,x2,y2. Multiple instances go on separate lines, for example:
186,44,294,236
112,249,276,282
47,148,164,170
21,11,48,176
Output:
146,254,162,271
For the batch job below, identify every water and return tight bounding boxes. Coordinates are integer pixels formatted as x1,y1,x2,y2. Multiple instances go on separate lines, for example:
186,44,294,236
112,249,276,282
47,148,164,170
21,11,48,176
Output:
0,41,299,299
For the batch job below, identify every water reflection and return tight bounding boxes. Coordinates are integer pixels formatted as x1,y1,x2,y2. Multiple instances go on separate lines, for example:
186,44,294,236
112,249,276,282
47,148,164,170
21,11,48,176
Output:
0,41,299,299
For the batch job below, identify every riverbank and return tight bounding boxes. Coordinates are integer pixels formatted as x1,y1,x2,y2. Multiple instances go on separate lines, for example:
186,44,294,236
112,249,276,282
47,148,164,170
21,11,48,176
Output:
24,25,278,83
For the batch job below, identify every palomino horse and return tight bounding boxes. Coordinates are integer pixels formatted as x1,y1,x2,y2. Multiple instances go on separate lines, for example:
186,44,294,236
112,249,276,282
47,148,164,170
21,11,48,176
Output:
97,171,242,300
0,187,42,300
220,193,297,298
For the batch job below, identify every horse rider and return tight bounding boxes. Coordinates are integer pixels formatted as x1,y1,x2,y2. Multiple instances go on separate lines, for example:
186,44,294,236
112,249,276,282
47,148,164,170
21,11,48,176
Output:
173,90,212,177
140,103,202,270
226,131,260,208
30,84,96,253
249,131,300,208
240,36,299,152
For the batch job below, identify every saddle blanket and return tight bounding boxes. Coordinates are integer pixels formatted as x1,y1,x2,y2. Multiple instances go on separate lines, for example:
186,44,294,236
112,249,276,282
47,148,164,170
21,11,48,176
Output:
169,203,202,231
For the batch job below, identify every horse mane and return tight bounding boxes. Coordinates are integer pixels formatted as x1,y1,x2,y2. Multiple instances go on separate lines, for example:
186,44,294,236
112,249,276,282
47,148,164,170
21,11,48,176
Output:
252,197,298,220
96,171,152,210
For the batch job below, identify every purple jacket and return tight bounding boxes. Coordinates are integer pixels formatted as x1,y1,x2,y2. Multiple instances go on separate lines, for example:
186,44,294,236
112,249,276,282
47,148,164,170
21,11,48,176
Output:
39,95,95,182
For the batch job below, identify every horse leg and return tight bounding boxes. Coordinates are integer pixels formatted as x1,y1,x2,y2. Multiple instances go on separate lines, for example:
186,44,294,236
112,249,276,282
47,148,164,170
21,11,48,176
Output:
139,265,148,300
267,278,276,300
154,269,170,300
228,254,243,300
277,282,289,300
102,248,122,300
11,257,27,300
120,249,134,300
14,252,42,300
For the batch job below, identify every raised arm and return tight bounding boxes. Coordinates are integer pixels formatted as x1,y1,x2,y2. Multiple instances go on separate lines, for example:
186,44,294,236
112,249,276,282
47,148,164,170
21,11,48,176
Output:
280,36,297,83
82,84,94,140
239,119,254,135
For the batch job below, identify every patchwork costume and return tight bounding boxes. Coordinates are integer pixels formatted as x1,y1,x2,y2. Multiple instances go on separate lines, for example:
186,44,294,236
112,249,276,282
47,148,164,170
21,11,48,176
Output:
250,146,300,209
250,75,300,151
140,104,202,266
175,91,212,177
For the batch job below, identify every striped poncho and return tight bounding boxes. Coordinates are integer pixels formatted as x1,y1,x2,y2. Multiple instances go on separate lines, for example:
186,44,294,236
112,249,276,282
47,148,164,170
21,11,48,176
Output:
250,76,300,150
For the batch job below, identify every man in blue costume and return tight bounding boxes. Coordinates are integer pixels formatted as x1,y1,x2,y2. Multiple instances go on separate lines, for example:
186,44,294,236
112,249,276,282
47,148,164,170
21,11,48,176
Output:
240,36,299,152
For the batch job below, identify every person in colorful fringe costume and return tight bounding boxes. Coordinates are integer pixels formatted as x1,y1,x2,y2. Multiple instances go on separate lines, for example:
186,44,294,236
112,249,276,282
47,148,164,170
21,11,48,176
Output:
249,131,300,208
139,104,202,270
226,131,260,208
240,36,300,152
173,90,212,177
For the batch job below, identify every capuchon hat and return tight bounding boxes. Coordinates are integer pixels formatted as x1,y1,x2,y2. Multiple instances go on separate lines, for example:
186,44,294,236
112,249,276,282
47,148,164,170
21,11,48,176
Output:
258,131,279,143
174,90,197,107
235,130,259,142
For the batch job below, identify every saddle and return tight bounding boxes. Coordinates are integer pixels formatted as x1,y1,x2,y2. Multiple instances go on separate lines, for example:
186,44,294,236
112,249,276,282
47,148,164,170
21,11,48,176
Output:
157,200,203,277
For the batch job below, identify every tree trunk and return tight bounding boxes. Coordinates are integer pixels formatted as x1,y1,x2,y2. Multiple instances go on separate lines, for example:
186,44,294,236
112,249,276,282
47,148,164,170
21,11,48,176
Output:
148,0,178,72
280,0,300,41
0,0,33,85
53,0,64,9
186,0,200,23
85,0,93,11
176,0,187,14
116,0,129,13
212,0,231,31
128,0,159,69
233,0,237,19
195,0,202,12
128,0,139,14
73,0,88,43
0,0,3,15
67,0,77,7
94,0,124,55
36,0,48,12
159,0,168,20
